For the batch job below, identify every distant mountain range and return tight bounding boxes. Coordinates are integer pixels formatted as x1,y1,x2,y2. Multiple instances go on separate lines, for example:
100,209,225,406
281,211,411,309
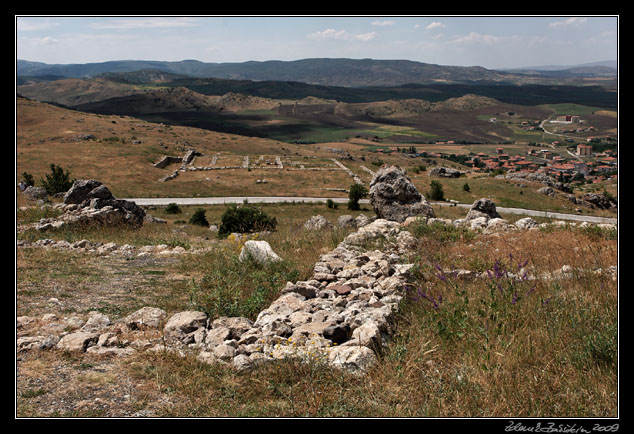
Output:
499,60,617,77
16,57,617,88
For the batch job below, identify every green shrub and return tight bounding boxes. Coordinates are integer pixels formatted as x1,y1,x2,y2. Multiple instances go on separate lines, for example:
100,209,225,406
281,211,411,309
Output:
428,180,445,201
326,199,338,209
189,209,209,226
22,172,35,187
165,203,182,214
40,164,74,195
218,204,277,236
347,183,368,211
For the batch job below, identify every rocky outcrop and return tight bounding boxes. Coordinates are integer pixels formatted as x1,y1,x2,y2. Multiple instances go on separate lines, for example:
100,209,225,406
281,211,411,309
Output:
582,193,617,210
464,198,501,221
429,167,463,178
369,165,435,222
35,180,146,231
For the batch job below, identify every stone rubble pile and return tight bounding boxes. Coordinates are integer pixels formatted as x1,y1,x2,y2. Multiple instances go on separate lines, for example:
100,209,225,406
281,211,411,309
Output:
16,238,193,257
16,218,419,374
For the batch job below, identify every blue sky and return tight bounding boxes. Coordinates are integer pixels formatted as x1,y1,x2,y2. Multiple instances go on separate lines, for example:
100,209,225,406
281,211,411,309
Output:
15,15,618,69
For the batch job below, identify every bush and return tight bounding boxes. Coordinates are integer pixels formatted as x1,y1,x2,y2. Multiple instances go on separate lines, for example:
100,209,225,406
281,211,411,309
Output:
326,199,338,209
40,164,74,195
189,209,209,226
22,172,35,187
347,183,368,211
165,203,182,214
218,204,277,236
428,180,445,201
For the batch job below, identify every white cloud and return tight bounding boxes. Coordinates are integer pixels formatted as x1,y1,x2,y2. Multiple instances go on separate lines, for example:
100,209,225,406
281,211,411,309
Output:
450,32,504,45
308,28,376,42
549,17,588,28
21,36,59,46
371,20,395,27
354,32,377,42
425,22,445,30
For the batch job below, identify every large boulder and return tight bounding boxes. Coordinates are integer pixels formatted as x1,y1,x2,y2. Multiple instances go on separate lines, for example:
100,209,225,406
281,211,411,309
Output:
369,165,435,222
582,193,617,210
64,179,114,204
465,198,501,221
239,240,282,265
37,180,146,230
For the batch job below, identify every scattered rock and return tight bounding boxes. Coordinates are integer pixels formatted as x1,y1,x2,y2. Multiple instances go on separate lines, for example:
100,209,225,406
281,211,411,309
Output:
163,311,208,345
121,307,167,331
465,198,501,221
429,167,463,178
56,331,100,352
23,186,49,202
303,215,332,230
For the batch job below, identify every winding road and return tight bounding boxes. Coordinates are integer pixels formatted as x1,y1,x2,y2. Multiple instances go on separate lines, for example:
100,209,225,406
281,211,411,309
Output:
124,196,617,225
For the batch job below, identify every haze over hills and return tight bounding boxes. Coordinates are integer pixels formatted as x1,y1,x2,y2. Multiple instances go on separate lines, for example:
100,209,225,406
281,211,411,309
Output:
16,57,617,88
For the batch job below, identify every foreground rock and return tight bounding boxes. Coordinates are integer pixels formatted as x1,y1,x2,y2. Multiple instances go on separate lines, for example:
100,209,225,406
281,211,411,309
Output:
35,180,146,231
369,165,435,222
239,240,282,265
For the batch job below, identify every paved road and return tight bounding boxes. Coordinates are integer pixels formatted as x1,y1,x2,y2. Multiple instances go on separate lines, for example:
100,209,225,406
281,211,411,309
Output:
124,196,617,225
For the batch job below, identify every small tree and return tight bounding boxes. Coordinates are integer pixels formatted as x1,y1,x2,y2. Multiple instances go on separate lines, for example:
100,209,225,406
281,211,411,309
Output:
463,182,471,192
347,183,368,211
40,164,74,195
429,180,445,201
22,172,35,187
189,208,209,226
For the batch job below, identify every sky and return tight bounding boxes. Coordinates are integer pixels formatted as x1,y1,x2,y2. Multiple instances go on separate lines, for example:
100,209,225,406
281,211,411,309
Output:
15,15,619,69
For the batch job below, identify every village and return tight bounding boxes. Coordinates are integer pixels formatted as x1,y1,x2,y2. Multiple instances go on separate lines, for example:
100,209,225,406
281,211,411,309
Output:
409,141,618,185
378,112,618,186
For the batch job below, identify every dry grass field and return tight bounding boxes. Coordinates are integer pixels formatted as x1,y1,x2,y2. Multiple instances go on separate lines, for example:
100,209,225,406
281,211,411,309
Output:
15,96,618,420
16,200,618,418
